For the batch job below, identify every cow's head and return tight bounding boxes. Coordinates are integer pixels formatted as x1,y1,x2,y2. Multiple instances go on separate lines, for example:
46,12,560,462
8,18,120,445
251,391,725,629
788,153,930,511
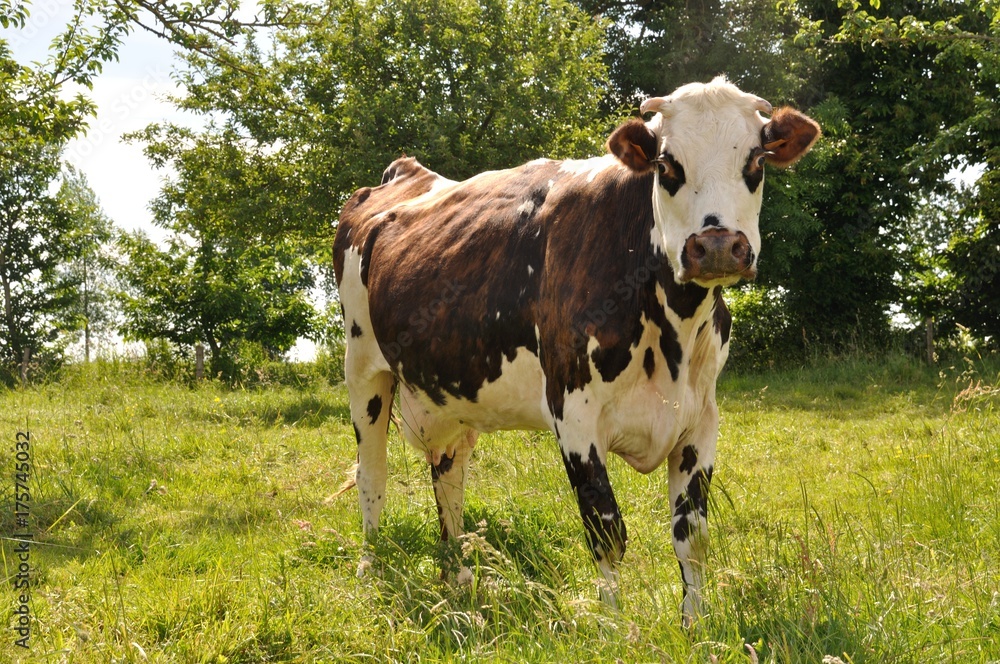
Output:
608,76,820,286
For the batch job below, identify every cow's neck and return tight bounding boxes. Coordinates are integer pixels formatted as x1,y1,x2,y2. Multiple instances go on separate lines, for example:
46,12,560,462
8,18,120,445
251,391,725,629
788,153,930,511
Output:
661,277,717,350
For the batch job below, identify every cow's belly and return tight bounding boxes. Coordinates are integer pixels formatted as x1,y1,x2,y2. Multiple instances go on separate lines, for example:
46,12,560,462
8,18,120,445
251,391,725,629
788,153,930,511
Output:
398,348,549,454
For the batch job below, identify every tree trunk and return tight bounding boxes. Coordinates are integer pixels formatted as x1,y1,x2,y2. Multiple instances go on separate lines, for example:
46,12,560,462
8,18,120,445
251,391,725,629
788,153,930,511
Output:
20,347,29,385
925,317,934,365
195,343,204,380
83,250,91,363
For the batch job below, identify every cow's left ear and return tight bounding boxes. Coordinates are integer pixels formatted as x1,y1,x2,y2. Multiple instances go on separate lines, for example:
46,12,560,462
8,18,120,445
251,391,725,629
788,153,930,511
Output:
762,108,821,168
607,119,657,172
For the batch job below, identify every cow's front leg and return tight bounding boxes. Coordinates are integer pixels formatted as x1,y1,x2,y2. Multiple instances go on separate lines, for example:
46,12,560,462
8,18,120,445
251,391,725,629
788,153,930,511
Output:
668,402,719,626
559,440,627,607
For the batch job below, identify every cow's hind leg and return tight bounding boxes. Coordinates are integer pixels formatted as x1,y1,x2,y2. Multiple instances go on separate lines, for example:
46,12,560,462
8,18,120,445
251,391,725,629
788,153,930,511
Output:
397,387,478,580
559,438,627,607
430,428,477,579
668,405,718,626
347,370,396,577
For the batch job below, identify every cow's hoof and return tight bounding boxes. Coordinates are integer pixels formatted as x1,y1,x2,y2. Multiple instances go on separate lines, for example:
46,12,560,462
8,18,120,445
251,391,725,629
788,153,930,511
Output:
455,565,473,586
356,553,377,579
680,593,703,628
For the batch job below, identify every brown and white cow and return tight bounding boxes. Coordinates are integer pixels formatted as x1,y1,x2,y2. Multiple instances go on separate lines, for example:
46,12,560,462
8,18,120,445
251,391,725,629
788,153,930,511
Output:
333,76,819,623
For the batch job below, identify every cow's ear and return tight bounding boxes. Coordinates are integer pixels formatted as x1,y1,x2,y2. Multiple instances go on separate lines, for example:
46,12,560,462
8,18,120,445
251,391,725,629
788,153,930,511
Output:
607,119,657,172
762,108,821,168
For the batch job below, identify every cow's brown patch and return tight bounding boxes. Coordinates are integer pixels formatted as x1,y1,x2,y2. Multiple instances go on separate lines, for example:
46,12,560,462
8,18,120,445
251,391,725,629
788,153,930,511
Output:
333,157,445,284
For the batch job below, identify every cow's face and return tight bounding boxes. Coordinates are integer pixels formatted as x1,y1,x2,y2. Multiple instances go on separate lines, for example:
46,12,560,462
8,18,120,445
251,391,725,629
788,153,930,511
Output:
608,76,820,286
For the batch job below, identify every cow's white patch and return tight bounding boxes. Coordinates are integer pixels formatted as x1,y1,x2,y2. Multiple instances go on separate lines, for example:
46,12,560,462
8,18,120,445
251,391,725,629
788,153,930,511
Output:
527,265,534,276
517,200,536,217
340,246,391,379
397,347,549,461
558,154,618,183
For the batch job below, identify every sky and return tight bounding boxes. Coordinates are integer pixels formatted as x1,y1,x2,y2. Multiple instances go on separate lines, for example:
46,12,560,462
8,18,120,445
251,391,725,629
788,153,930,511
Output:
2,3,322,359
4,1,202,242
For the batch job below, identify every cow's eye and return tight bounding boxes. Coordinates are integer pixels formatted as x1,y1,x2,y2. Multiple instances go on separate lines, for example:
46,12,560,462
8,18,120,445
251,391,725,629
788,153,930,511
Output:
743,148,766,193
656,152,686,197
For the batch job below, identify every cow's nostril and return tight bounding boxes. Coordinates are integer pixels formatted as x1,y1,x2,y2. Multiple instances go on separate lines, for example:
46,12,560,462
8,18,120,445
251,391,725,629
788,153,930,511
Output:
691,241,707,259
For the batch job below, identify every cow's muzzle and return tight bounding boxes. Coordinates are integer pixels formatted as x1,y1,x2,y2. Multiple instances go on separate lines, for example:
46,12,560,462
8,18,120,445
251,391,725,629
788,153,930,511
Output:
680,228,756,284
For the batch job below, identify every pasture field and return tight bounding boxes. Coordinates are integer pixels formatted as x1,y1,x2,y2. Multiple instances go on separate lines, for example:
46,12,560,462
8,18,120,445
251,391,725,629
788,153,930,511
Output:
2,355,999,663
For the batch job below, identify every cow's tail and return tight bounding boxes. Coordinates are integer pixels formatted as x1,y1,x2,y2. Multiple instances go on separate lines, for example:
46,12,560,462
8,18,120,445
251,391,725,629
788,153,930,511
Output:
326,463,358,501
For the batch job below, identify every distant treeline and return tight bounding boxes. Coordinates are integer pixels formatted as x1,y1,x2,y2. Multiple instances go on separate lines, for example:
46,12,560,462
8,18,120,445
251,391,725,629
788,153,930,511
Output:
2,0,998,385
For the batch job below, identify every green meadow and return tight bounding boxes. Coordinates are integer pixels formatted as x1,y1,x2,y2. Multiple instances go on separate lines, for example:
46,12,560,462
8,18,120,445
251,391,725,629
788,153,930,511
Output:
2,355,998,662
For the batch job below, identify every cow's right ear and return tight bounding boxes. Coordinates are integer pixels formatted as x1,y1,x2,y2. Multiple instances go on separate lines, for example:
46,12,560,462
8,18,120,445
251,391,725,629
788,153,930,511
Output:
607,119,657,172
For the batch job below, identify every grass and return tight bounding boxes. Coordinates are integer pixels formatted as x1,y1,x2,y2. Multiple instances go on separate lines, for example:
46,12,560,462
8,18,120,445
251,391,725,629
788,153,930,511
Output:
1,354,998,662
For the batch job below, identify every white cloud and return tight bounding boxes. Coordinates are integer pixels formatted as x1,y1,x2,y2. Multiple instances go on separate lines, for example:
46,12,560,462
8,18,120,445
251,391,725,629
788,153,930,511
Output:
4,6,205,240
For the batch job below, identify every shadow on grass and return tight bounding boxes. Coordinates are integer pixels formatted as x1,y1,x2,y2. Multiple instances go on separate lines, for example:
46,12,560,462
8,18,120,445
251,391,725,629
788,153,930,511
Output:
291,506,591,659
297,502,576,590
201,391,353,428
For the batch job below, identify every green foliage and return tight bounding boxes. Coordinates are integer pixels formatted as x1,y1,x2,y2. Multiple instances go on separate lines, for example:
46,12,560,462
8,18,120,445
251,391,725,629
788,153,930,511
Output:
725,284,796,370
946,213,1000,343
2,357,998,660
574,0,814,109
116,229,316,378
170,0,611,239
797,0,998,349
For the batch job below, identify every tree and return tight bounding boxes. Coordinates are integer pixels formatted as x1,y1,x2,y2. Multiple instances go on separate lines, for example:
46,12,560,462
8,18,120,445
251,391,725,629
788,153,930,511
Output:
0,132,70,382
55,167,118,362
116,130,316,377
740,0,993,353
164,0,612,242
803,0,1000,350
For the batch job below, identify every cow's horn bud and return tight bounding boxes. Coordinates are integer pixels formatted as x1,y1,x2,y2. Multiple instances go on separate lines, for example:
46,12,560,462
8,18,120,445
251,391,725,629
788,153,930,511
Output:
753,97,773,115
640,96,671,116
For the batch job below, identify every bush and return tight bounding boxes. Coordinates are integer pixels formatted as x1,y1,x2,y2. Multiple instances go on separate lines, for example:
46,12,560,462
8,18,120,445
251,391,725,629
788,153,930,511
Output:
725,284,799,370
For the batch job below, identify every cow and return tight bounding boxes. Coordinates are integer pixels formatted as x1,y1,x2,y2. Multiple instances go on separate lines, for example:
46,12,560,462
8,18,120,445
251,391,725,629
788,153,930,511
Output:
332,76,820,624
